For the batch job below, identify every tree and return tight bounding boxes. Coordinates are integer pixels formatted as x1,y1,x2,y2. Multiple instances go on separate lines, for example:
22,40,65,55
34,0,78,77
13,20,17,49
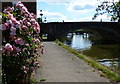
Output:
37,17,42,23
93,0,120,22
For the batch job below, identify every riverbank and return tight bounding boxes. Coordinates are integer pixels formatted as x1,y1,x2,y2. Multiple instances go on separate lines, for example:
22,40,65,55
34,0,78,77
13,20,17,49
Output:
55,39,120,82
34,42,110,82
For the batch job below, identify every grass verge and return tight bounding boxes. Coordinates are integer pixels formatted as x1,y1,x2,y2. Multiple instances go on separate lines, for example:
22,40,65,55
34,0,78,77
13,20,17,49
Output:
55,39,120,82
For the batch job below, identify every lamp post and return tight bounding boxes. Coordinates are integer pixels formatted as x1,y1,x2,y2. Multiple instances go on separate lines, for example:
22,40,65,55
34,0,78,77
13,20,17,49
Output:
40,10,43,23
44,17,47,23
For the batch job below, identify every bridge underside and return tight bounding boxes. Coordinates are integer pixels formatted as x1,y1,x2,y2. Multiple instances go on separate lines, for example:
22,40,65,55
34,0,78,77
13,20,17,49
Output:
40,22,120,41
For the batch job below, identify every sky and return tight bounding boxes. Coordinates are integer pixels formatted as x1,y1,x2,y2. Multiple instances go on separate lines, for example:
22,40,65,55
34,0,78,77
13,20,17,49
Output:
37,0,118,22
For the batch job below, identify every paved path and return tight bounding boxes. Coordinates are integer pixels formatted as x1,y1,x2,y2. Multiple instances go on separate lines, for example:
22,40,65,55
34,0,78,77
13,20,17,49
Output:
34,42,110,82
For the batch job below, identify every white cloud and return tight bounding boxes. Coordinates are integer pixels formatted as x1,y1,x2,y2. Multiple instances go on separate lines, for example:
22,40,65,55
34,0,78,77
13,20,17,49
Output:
67,0,98,13
37,0,99,6
93,14,111,21
37,11,66,22
64,14,111,22
37,10,111,22
64,16,93,22
37,0,112,22
37,0,74,5
37,0,75,3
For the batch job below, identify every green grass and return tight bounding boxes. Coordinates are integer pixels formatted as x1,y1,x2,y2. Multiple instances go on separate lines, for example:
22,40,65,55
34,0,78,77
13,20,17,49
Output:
40,78,46,82
55,39,120,82
30,77,38,83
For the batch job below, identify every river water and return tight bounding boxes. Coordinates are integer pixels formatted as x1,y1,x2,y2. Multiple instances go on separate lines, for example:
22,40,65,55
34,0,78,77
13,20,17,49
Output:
62,33,120,74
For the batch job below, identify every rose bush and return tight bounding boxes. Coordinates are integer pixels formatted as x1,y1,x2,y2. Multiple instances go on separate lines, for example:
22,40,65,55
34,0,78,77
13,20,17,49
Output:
1,1,44,83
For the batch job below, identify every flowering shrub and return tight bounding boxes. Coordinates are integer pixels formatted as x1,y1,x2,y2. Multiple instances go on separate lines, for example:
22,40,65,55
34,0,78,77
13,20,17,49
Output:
1,1,44,83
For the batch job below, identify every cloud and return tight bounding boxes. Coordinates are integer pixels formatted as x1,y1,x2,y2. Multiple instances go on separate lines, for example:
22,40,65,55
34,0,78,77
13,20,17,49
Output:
65,16,93,22
37,0,74,5
37,0,99,6
37,0,75,3
37,11,111,22
37,11,66,22
37,0,112,22
64,14,111,22
67,5,94,14
73,5,94,10
93,14,111,21
67,0,98,13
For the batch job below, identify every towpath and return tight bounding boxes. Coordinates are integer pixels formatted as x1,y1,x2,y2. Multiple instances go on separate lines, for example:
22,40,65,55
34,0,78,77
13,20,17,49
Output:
34,42,109,82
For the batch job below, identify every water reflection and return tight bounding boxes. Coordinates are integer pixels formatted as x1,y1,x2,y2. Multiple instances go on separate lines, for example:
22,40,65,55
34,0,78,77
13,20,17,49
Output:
71,35,92,50
63,33,120,74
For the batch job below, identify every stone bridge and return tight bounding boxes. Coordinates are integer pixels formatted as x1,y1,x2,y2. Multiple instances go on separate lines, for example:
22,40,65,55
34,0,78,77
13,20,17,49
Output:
40,22,120,41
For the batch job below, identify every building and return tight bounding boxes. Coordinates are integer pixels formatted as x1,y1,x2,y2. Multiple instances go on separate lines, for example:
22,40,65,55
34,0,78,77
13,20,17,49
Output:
0,0,36,14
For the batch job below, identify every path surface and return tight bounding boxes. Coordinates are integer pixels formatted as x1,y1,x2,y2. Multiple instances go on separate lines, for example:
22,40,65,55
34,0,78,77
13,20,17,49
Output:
34,42,110,82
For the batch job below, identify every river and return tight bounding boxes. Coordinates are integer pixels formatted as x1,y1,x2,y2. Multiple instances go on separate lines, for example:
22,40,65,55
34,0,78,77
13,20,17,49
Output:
62,33,120,74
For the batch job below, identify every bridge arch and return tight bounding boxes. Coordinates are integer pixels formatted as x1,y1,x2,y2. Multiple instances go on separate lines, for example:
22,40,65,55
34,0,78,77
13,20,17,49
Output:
60,27,119,40
40,22,120,41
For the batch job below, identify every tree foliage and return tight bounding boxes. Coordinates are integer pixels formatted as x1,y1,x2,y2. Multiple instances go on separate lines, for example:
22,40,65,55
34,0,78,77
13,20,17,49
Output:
93,0,120,22
37,17,42,23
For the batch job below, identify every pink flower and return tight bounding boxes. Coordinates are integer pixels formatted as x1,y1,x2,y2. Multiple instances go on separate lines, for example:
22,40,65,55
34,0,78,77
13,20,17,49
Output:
24,70,27,74
25,44,29,46
19,20,23,23
41,43,44,47
15,23,20,28
15,38,21,44
8,14,13,18
6,7,14,11
29,14,33,18
34,22,39,27
22,66,26,69
24,13,28,17
27,51,30,55
2,24,6,30
36,27,40,33
10,26,16,36
34,61,39,64
7,51,10,56
27,22,31,26
41,48,45,54
10,32,15,36
3,9,10,14
21,25,27,30
2,23,9,30
37,64,40,68
4,43,13,51
16,1,24,8
30,19,36,23
11,17,18,24
36,39,40,42
15,38,25,45
16,47,21,52
13,45,21,52
6,20,12,25
21,6,28,13
10,26,16,32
